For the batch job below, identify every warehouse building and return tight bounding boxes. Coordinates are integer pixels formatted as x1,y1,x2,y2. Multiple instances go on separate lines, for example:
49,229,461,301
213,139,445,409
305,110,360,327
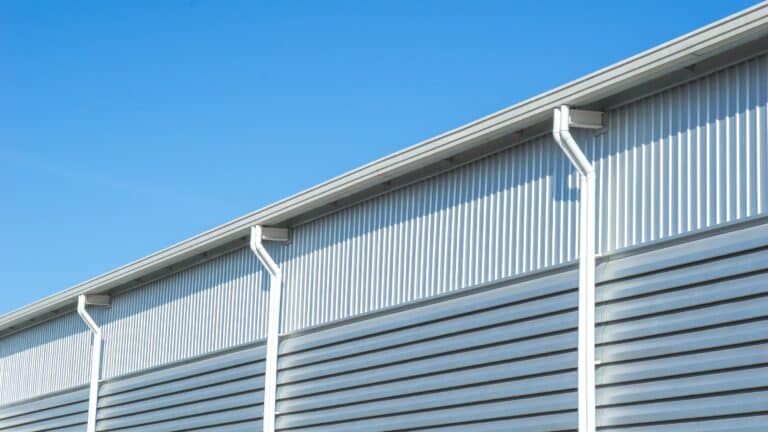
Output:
3,3,768,432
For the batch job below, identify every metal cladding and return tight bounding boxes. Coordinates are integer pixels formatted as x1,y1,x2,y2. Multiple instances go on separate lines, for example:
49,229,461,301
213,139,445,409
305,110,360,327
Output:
2,220,767,430
96,247,271,380
0,51,768,402
0,313,90,405
279,52,768,332
3,36,768,409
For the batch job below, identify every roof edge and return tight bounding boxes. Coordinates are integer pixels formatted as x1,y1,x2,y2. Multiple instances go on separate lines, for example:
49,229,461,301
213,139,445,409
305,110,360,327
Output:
4,1,768,333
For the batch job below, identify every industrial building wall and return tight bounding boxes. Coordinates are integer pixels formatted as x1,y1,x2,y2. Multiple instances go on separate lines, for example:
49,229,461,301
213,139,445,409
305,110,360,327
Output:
0,313,90,406
0,344,267,432
0,387,88,431
275,268,579,431
94,344,266,431
264,218,768,431
93,246,270,380
595,218,768,431
278,52,768,333
1,213,766,431
2,50,768,409
1,215,750,432
0,247,271,406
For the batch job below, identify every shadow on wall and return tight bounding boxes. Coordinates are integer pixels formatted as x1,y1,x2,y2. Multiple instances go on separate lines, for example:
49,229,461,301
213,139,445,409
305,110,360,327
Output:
282,132,584,264
0,311,89,359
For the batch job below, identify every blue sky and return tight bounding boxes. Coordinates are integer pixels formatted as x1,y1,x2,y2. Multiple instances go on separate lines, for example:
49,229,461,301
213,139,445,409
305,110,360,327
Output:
0,0,759,315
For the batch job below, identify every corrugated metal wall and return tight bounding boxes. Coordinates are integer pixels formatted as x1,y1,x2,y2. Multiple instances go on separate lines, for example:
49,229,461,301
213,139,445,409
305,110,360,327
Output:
92,247,269,380
279,136,580,333
0,313,90,405
0,247,269,406
268,216,766,430
279,53,768,333
2,51,768,407
2,218,766,431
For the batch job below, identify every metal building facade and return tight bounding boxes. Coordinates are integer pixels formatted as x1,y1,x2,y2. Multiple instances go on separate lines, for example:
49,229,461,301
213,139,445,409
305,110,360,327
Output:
2,218,767,430
3,4,768,431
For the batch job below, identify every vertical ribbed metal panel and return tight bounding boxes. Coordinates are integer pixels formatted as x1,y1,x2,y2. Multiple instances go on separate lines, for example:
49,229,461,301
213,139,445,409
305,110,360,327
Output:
280,136,580,333
279,53,768,332
592,54,768,254
95,247,269,379
0,313,90,406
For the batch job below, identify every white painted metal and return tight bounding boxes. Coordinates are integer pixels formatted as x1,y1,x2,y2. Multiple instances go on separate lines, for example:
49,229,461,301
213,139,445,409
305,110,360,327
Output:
250,225,289,432
553,105,598,432
77,294,111,432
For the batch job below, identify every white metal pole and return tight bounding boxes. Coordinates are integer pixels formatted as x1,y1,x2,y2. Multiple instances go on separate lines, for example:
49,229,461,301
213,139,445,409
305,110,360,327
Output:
250,225,289,432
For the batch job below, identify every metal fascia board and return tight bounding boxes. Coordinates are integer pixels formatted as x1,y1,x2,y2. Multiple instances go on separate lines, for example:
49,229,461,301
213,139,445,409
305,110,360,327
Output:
2,2,768,333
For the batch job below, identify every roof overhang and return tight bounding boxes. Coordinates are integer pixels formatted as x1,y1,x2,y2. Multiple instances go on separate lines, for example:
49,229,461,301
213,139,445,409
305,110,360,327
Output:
4,2,768,335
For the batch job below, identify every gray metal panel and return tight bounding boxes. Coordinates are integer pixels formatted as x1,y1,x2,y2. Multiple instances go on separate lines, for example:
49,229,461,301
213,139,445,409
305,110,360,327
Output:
0,387,88,432
279,135,580,333
592,54,768,252
93,247,269,379
0,313,90,405
95,343,266,431
1,214,763,431
271,219,768,431
274,269,579,431
592,218,768,429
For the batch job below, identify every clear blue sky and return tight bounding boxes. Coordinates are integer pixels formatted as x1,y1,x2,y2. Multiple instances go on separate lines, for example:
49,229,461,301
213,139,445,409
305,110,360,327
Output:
0,0,759,315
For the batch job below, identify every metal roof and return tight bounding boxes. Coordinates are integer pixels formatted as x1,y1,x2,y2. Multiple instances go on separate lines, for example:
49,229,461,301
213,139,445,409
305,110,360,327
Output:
4,1,768,334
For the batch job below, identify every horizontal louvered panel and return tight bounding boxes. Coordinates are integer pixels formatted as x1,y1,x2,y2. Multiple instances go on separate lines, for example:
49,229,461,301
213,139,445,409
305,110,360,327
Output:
289,332,576,403
100,405,262,432
593,221,768,429
279,392,575,431
280,372,576,429
412,412,576,432
598,414,768,431
598,390,768,427
599,366,768,405
598,342,768,384
281,310,575,385
276,270,578,430
281,289,575,370
278,351,575,413
280,270,575,356
0,387,87,432
95,344,266,432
